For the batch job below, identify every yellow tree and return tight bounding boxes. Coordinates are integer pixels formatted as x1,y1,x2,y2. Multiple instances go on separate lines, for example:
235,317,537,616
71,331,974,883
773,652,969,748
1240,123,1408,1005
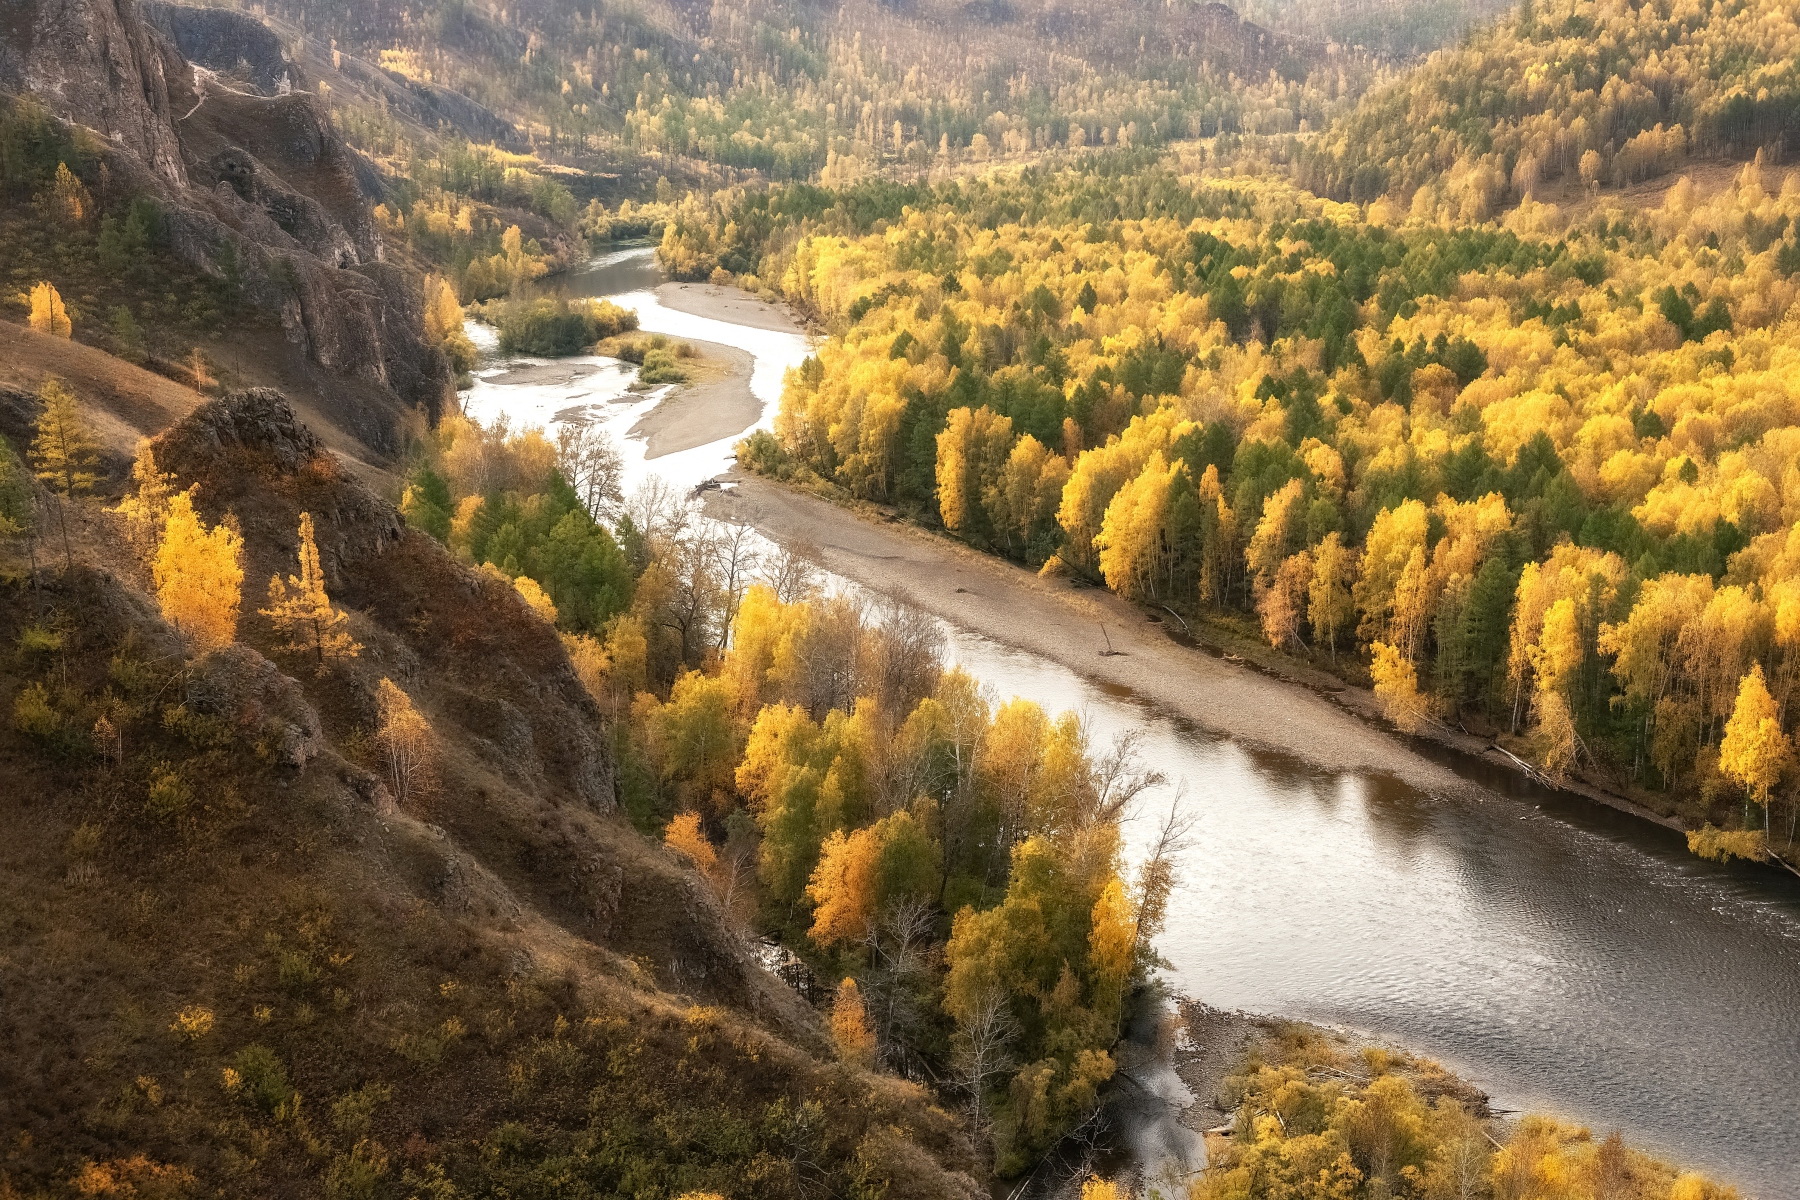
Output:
261,512,362,667
1307,531,1355,660
512,574,558,625
829,977,877,1066
807,824,884,946
115,440,177,564
936,405,1013,538
987,434,1069,557
28,282,71,337
1354,500,1428,644
1370,641,1429,734
154,491,244,651
1094,453,1184,601
1244,478,1304,586
46,163,91,223
664,810,724,899
1257,550,1311,650
375,677,437,809
1719,664,1792,831
1087,876,1137,1031
30,377,100,567
422,274,477,373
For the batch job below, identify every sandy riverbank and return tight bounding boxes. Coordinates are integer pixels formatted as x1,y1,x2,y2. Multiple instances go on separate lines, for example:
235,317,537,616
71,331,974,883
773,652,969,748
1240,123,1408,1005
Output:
653,280,807,333
629,339,761,458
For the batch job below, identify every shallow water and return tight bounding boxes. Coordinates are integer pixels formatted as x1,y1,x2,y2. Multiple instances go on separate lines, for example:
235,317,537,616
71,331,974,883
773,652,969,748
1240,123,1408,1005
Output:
465,249,1800,1198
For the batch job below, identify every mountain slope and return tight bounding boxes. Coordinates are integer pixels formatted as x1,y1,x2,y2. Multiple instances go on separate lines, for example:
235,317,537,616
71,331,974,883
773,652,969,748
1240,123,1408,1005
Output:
1,0,454,450
0,389,980,1197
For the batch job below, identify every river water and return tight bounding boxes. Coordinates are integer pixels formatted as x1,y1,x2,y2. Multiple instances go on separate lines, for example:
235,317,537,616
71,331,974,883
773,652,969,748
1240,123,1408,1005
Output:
464,247,1800,1199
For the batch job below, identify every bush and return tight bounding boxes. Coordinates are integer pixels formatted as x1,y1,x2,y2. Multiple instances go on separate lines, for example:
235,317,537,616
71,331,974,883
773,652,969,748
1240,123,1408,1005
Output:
637,346,688,385
492,297,638,356
601,333,693,384
230,1044,294,1114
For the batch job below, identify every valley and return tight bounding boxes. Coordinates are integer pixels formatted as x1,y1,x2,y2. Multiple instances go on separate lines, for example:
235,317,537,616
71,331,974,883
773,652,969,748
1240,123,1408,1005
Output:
4,0,1799,1197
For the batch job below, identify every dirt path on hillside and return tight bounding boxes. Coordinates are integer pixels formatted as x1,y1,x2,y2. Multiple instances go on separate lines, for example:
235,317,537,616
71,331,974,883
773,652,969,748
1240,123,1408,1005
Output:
705,473,1475,793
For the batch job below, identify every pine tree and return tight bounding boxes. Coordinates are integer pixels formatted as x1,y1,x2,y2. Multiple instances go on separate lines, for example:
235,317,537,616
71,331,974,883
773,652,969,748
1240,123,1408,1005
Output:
27,282,71,337
153,491,244,652
0,438,35,547
30,377,99,567
46,163,90,224
114,440,177,564
261,512,361,667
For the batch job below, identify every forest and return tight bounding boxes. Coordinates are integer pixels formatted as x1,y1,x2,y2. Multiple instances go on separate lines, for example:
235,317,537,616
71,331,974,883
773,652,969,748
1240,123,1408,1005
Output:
668,132,1800,860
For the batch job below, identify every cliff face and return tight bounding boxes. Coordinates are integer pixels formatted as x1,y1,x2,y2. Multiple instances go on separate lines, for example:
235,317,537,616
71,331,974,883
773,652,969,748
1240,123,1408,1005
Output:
145,1,303,96
0,0,454,449
0,0,189,187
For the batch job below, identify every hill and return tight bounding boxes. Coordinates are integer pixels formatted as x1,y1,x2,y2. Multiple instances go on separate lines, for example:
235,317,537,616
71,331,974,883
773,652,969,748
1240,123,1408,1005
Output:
1301,0,1800,210
204,0,1355,183
0,388,981,1197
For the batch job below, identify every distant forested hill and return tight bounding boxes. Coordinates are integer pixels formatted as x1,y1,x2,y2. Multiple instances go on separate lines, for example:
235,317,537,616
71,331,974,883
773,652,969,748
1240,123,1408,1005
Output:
208,0,1372,180
1302,0,1800,209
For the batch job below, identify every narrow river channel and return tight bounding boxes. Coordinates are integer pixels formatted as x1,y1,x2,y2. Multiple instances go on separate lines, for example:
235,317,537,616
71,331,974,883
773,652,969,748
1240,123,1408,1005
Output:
464,246,1800,1199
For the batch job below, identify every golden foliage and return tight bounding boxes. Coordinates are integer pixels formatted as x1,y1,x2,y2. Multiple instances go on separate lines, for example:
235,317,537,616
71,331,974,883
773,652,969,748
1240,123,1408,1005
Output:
513,574,559,625
28,281,71,337
663,810,719,877
829,977,876,1066
115,441,177,563
375,678,437,809
261,513,362,667
1718,664,1792,808
1369,641,1429,734
153,491,244,652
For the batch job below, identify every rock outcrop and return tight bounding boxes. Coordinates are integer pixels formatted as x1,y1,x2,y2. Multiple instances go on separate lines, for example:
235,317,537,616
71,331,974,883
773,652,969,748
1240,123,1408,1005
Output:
145,1,302,96
0,0,454,448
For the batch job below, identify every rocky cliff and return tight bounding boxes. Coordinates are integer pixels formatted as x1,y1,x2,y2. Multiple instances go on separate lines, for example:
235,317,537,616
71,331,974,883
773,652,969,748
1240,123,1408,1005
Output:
0,0,453,449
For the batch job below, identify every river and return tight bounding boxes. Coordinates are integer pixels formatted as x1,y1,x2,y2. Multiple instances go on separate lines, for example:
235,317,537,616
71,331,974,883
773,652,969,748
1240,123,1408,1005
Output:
463,246,1800,1199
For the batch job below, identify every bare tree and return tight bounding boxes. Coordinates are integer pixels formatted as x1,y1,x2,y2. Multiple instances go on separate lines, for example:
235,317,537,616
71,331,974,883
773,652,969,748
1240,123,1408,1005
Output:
1132,794,1197,968
786,592,864,717
763,536,823,604
625,476,695,548
555,421,624,519
865,589,944,717
712,520,763,652
952,988,1019,1129
863,896,937,1072
1087,727,1167,828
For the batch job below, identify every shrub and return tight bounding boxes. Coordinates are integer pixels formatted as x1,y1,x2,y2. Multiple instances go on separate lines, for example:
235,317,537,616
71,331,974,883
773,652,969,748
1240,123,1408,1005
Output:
13,681,60,740
637,346,688,385
144,765,195,821
230,1044,293,1113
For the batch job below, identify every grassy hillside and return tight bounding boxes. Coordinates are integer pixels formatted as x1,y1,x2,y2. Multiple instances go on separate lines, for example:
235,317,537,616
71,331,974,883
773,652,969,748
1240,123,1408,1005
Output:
0,387,979,1198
